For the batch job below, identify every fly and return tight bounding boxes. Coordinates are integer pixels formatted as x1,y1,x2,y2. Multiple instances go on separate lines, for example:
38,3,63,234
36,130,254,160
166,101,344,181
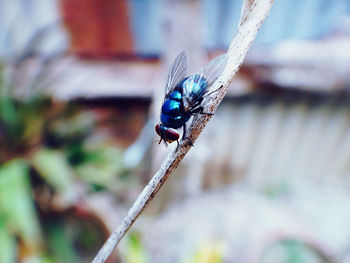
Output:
155,51,226,146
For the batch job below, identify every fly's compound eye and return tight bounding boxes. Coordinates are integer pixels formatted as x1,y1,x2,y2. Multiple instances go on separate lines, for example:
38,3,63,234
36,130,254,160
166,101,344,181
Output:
155,124,161,136
163,128,179,143
155,124,179,143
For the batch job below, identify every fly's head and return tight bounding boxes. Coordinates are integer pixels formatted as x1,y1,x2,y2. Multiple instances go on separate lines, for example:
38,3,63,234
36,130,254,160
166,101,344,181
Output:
155,124,179,145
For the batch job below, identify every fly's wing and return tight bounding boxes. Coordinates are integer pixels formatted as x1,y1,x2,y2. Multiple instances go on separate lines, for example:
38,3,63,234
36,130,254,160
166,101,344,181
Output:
199,53,227,87
165,51,188,98
182,53,227,110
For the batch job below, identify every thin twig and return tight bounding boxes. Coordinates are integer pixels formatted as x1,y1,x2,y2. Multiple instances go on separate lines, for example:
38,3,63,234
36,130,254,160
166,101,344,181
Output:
92,1,274,262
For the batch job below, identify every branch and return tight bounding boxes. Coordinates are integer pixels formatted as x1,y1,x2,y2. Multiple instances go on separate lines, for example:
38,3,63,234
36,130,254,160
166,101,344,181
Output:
92,1,274,262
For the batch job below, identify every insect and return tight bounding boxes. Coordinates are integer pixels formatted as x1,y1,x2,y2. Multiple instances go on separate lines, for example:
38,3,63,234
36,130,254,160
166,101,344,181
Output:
155,51,226,146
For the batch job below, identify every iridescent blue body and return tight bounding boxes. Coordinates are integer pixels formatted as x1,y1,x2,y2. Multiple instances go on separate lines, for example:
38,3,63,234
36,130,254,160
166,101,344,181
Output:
157,75,208,143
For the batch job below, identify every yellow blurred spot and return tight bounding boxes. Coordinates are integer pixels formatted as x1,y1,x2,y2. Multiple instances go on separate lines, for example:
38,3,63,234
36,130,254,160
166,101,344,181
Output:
183,240,227,263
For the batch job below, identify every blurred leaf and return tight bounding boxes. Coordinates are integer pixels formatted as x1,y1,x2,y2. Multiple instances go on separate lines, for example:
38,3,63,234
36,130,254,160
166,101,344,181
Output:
32,148,76,203
37,255,55,263
45,214,105,263
74,146,128,188
0,96,50,160
46,221,79,263
72,221,103,251
47,111,96,148
0,96,17,133
0,159,42,252
262,240,328,263
17,98,50,144
284,240,326,263
263,180,291,198
122,232,149,263
183,240,226,263
0,215,17,263
0,71,16,130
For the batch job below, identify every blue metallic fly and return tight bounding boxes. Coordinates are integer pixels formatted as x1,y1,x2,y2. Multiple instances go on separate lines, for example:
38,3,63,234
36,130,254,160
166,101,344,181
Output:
155,51,226,146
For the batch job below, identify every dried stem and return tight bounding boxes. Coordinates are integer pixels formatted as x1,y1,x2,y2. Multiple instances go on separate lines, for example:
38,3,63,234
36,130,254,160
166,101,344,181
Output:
92,1,274,262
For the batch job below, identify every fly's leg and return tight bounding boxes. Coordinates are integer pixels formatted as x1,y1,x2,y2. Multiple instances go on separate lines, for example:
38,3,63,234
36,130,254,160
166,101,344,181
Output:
187,137,194,146
182,122,186,140
189,105,215,116
201,108,215,115
205,84,224,97
191,84,223,115
176,140,180,150
182,123,194,147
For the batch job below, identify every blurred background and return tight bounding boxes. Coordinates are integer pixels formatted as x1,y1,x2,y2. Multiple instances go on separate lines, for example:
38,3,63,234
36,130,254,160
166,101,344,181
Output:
0,0,350,262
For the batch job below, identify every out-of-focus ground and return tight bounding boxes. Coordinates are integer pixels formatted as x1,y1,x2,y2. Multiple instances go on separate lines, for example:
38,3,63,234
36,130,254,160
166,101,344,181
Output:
1,0,350,262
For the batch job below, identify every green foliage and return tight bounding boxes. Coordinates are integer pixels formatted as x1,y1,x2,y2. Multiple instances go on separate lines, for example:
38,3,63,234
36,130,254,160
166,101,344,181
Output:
283,240,325,263
0,19,146,261
46,221,79,263
0,95,52,162
122,232,150,263
0,160,43,255
0,216,16,263
32,148,76,203
262,240,329,263
74,145,134,191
